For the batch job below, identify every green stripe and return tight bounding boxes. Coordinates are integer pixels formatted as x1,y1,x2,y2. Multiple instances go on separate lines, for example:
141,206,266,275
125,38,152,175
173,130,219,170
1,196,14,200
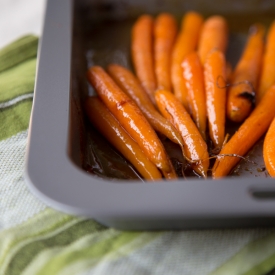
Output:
0,99,32,141
243,252,275,275
210,231,275,275
5,219,106,275
0,58,36,102
21,230,121,275
0,209,76,272
36,231,158,275
0,35,38,73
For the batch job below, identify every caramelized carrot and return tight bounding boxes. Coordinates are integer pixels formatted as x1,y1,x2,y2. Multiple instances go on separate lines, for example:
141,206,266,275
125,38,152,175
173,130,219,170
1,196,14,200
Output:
131,15,156,104
204,49,227,149
171,11,204,109
213,85,275,178
85,97,162,180
181,51,207,139
154,13,177,91
87,66,172,173
107,64,184,146
257,21,275,103
197,15,228,64
263,116,275,177
227,24,265,122
155,90,209,178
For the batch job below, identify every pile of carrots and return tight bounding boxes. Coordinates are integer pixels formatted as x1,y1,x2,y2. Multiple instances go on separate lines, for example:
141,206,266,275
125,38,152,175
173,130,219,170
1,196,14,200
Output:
85,11,275,180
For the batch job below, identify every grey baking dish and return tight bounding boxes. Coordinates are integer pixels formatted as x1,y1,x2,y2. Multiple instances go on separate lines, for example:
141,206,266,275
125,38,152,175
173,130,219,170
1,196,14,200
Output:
25,0,275,230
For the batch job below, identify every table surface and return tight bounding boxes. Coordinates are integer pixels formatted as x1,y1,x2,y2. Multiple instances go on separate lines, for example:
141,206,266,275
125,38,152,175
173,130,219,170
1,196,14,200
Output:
0,0,46,48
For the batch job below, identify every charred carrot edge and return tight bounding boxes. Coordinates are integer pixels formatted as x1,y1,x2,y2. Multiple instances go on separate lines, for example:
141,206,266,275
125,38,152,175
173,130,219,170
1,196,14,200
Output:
107,63,184,147
171,11,204,110
213,85,275,179
263,116,275,177
227,24,265,123
155,89,209,178
131,14,157,105
257,21,275,103
87,66,172,174
181,51,207,139
197,15,228,64
85,97,162,181
204,49,227,150
154,13,177,91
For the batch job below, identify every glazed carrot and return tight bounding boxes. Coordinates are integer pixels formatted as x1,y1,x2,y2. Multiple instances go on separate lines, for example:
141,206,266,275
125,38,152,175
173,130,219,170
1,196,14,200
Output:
263,116,275,177
154,13,177,91
181,51,207,139
197,15,228,64
87,66,172,173
131,15,156,104
155,90,209,178
204,49,227,150
257,21,275,103
171,11,204,109
213,85,275,179
85,97,162,180
227,24,265,123
107,64,184,146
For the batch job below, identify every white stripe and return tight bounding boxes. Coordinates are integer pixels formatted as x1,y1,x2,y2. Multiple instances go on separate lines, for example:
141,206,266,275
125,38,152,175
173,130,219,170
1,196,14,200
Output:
0,130,45,230
0,93,33,109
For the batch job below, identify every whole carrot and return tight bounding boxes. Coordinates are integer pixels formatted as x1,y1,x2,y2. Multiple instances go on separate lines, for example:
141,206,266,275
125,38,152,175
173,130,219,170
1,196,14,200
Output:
204,49,227,150
257,21,275,103
155,90,209,178
263,116,275,177
197,15,228,64
154,13,177,91
181,51,207,139
131,15,156,104
227,24,265,123
213,85,275,179
171,11,204,109
87,66,172,173
85,97,162,181
107,64,184,146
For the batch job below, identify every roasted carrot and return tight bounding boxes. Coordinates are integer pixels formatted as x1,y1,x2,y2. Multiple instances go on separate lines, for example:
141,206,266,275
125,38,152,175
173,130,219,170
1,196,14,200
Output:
107,64,184,146
197,15,228,64
227,24,265,123
213,85,275,179
131,15,156,104
181,51,207,139
257,21,275,103
155,90,209,178
85,97,162,180
204,49,227,150
171,11,204,109
263,116,275,177
154,13,177,91
87,66,172,173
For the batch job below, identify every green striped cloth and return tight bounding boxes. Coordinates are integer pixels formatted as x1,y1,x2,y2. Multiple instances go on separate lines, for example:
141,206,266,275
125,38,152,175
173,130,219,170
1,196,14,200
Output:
1,35,275,275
